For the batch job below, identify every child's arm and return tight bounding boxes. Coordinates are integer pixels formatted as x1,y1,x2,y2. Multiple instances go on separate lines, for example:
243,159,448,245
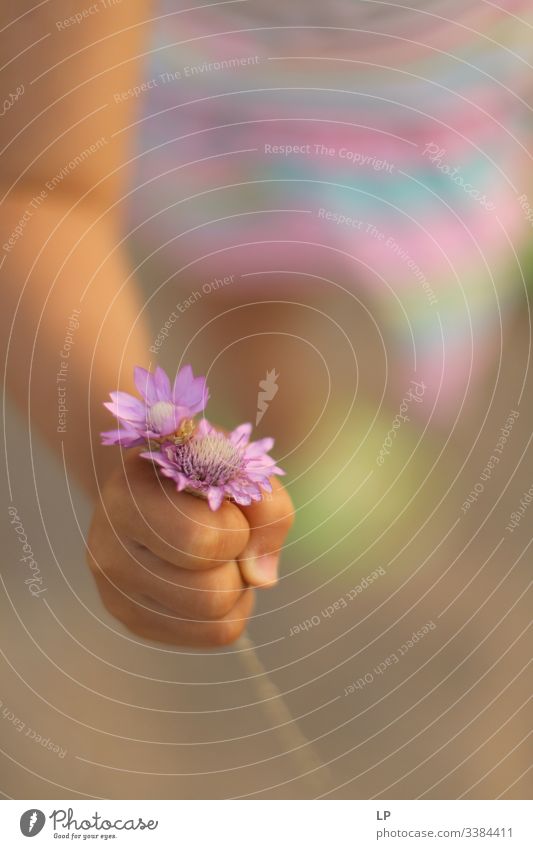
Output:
0,4,294,644
0,1,151,496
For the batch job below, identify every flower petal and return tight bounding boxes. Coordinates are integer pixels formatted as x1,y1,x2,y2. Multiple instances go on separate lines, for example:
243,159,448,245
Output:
134,367,159,404
139,450,189,488
153,366,172,401
245,437,274,457
172,366,209,412
196,418,215,437
172,365,193,403
100,428,144,447
228,488,253,506
230,423,252,446
207,486,225,511
175,473,189,491
104,392,146,424
139,449,167,466
188,377,210,414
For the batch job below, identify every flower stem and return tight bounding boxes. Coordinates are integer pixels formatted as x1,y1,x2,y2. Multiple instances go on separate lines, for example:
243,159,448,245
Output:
235,633,331,797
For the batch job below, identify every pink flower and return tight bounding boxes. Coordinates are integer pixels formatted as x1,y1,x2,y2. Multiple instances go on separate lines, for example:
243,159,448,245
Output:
101,365,209,447
140,419,285,511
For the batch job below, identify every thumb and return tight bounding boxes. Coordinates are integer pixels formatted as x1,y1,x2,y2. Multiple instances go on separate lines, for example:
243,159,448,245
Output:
237,477,295,587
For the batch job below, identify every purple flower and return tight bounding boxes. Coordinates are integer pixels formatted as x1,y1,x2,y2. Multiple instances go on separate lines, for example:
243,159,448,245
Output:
140,419,285,511
101,365,209,447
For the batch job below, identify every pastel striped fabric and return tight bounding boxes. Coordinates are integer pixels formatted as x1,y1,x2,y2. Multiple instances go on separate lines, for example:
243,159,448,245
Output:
127,0,533,416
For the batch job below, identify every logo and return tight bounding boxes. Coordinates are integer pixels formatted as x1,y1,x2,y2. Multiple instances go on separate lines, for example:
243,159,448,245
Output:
20,809,46,837
256,368,279,425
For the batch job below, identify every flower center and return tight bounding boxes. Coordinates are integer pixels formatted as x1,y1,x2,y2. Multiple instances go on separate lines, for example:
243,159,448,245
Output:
147,401,175,433
174,433,244,486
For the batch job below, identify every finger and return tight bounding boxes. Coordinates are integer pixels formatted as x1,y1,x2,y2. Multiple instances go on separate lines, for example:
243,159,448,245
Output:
93,571,255,647
237,477,295,587
88,511,246,619
112,538,246,620
105,451,250,569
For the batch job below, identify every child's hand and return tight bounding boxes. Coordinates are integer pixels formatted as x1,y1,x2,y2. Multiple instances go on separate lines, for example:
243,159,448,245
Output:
87,449,294,647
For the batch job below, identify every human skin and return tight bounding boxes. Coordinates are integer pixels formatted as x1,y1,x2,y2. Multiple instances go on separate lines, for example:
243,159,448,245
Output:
0,2,294,646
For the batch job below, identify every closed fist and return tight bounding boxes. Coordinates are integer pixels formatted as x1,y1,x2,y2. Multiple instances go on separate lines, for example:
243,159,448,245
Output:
87,448,294,647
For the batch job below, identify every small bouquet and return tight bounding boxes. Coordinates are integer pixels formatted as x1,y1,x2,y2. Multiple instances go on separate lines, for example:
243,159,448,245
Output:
101,365,284,510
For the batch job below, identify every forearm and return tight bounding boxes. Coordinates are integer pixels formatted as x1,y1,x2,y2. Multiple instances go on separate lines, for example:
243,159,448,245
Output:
1,190,150,498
